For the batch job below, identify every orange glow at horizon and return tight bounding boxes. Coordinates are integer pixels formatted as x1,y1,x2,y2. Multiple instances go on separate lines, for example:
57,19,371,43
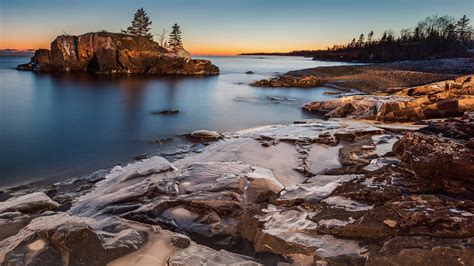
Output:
1,38,331,56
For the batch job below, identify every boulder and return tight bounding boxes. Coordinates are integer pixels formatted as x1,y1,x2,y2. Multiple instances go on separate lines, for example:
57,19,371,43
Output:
394,132,474,185
190,130,222,141
0,192,59,214
0,214,148,265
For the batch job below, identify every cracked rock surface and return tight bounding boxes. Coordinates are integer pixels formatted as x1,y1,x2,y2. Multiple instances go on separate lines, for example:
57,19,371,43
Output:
0,117,473,265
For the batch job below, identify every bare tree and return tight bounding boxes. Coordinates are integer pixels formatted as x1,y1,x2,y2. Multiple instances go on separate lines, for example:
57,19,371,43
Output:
155,28,168,47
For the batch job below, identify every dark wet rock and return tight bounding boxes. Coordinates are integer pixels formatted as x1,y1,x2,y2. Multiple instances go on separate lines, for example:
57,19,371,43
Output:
245,71,254,74
151,109,179,115
419,118,474,141
252,75,323,88
171,234,191,249
0,192,59,214
17,32,219,75
152,137,174,144
16,62,34,71
133,154,149,161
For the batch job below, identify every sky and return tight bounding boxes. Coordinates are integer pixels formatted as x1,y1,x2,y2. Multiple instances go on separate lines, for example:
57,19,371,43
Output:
1,0,473,55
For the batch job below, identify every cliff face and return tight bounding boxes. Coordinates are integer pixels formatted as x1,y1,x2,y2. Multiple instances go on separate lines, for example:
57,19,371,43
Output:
17,32,219,75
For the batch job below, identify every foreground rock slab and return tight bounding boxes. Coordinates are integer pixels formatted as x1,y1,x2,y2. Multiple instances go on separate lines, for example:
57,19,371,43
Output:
1,117,473,265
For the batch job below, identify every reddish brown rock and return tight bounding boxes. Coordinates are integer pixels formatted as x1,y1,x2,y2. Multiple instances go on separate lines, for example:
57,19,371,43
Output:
367,236,474,266
17,32,219,75
303,75,474,122
394,132,474,185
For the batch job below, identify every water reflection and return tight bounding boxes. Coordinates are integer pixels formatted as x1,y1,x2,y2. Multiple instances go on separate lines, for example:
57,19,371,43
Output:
0,56,352,186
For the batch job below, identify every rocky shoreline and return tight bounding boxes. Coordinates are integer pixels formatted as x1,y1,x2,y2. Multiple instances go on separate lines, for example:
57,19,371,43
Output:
17,32,219,76
252,57,473,92
1,69,474,264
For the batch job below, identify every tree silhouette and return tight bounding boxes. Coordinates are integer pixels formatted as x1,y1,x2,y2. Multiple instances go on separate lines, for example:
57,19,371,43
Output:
457,15,471,42
367,31,374,44
156,28,168,47
357,34,365,47
122,8,153,39
168,23,183,51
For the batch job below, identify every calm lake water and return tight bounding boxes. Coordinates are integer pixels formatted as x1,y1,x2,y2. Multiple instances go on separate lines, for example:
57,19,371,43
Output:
0,55,352,187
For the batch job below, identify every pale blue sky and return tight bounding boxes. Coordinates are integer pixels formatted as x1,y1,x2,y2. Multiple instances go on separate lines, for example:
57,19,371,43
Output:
1,0,472,54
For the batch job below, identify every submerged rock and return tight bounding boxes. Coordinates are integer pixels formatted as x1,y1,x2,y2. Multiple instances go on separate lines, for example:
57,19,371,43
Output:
17,32,219,75
151,109,179,115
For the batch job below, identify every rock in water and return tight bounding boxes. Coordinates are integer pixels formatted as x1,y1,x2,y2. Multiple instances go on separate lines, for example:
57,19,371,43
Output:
17,32,219,75
189,130,222,141
252,75,323,88
151,109,179,115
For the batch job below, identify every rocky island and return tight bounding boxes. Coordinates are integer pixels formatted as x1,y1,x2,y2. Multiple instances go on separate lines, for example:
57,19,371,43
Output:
17,32,219,75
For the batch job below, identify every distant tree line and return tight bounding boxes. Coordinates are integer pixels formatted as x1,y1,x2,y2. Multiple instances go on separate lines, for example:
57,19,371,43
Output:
121,8,184,51
242,15,473,62
312,15,473,62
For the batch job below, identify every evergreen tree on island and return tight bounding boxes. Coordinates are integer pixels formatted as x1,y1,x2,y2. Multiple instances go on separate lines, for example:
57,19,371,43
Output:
122,8,153,39
168,23,183,51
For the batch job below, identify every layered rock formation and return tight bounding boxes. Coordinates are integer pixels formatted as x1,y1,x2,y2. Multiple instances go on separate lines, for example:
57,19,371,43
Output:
17,32,219,75
1,114,472,265
304,75,473,122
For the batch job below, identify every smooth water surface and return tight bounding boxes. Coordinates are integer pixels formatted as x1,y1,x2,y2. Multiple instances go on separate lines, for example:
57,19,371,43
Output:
0,55,352,186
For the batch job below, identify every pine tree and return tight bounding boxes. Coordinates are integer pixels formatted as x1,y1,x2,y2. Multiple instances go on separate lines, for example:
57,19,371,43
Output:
456,15,471,42
349,38,356,48
122,8,153,39
367,31,374,44
357,34,365,47
168,23,183,51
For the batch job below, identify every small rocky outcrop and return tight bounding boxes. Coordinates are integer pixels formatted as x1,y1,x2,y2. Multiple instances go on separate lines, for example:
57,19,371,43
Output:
304,75,473,122
17,32,219,75
252,75,323,88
